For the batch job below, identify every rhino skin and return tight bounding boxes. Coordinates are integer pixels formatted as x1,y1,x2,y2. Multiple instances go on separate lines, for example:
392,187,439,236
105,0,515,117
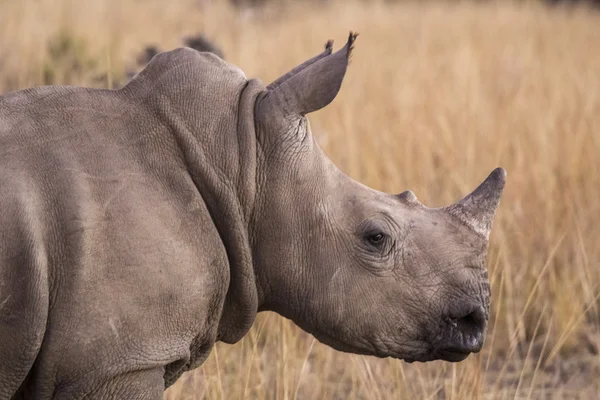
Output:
0,32,506,399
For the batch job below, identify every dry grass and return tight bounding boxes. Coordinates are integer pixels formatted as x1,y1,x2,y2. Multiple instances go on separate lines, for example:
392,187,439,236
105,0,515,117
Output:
2,0,600,398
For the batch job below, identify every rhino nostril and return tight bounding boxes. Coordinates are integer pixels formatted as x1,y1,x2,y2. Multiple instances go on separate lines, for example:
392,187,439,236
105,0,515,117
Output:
438,305,487,355
453,306,487,335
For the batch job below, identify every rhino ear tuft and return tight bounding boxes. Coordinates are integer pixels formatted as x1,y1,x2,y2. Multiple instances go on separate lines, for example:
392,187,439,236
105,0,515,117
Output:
263,31,358,117
325,39,334,52
346,31,358,60
445,168,507,239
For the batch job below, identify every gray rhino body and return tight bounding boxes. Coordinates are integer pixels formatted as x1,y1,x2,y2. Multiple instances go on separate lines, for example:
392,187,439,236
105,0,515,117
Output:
0,34,506,399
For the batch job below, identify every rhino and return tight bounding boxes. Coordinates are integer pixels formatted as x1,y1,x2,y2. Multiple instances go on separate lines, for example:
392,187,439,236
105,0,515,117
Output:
0,32,506,399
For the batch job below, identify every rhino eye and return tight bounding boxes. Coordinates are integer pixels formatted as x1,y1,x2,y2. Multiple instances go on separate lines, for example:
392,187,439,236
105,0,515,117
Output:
366,232,386,246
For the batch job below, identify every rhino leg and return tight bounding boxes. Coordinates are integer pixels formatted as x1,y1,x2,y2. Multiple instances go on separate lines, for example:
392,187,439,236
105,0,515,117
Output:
0,256,49,399
52,368,165,400
0,300,46,400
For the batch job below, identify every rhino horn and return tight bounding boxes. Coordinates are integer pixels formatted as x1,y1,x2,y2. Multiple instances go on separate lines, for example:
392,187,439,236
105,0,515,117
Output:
396,190,422,207
444,167,507,239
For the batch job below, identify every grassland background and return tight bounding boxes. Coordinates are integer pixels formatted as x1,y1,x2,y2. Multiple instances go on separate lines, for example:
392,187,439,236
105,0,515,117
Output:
1,0,599,398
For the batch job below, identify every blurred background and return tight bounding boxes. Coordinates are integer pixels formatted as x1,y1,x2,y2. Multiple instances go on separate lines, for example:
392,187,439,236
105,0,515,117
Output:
2,0,599,398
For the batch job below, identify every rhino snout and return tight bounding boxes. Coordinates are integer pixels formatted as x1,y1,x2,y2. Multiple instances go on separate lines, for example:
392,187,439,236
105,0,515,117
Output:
435,304,488,362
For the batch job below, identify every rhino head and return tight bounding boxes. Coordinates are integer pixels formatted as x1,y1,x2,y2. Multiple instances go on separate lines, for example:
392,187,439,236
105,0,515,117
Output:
245,32,506,363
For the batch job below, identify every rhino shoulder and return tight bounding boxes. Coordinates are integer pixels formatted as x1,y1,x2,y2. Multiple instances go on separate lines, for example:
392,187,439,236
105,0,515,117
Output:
125,46,246,93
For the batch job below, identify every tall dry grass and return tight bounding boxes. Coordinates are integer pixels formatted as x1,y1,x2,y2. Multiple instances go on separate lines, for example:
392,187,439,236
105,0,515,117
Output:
2,0,599,398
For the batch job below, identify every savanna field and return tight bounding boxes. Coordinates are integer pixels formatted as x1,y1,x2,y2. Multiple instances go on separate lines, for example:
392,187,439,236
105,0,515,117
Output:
1,0,599,398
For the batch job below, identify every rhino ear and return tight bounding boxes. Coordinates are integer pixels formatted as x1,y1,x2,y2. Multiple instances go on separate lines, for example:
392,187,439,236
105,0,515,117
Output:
266,40,334,92
262,32,358,117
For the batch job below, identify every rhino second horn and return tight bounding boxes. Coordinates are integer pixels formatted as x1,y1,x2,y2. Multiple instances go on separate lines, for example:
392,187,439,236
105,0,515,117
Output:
397,190,421,207
445,167,507,238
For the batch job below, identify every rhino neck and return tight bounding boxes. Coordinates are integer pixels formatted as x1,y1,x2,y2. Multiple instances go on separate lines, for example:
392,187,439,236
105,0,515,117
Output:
187,78,265,344
130,49,266,344
248,130,344,321
206,78,265,344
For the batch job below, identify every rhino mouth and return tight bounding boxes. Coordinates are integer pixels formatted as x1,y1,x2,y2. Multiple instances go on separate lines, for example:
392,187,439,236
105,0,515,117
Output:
429,304,488,362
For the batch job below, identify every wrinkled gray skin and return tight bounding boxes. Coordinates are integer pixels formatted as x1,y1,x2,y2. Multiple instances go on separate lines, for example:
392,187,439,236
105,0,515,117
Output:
0,33,506,399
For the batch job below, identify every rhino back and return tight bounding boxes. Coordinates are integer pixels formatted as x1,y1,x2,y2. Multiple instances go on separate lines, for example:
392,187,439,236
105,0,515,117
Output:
0,83,230,396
